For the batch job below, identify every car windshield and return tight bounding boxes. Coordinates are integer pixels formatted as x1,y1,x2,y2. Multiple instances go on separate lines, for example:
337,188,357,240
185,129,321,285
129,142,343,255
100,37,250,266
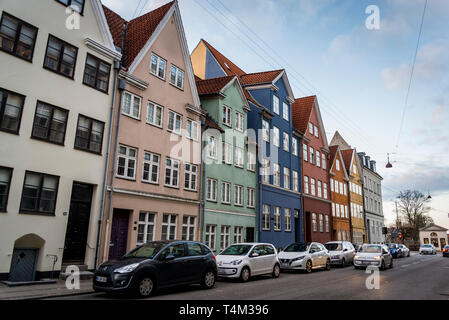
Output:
124,242,167,259
359,245,381,253
422,244,432,248
388,244,397,249
325,243,342,251
220,245,253,256
284,243,309,252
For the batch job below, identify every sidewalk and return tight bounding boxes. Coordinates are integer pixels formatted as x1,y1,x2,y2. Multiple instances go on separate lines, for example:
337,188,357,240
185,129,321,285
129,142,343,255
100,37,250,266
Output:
0,279,94,300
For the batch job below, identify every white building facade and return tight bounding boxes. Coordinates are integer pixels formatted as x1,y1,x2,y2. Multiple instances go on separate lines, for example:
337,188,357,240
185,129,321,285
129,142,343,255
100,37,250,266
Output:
419,224,448,251
0,0,121,281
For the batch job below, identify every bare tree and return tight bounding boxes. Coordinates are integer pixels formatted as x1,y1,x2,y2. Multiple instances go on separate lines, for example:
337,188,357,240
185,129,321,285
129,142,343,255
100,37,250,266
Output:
397,190,433,241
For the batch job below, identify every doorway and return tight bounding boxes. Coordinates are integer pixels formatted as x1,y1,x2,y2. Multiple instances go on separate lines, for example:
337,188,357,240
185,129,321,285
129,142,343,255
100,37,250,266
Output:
108,209,130,260
9,249,38,282
305,211,311,242
246,227,255,242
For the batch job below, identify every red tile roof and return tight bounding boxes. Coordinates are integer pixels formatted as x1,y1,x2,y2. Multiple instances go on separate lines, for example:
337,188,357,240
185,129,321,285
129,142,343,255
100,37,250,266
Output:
103,1,175,68
240,70,283,86
204,115,224,132
202,39,246,77
195,76,235,96
292,95,316,134
341,149,354,173
329,145,339,169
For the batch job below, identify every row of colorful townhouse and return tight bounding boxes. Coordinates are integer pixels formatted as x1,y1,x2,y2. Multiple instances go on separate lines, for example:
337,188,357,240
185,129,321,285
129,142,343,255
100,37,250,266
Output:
0,0,385,282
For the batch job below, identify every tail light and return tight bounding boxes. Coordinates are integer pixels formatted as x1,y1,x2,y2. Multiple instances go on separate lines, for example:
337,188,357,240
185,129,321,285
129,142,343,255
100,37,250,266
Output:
213,255,216,261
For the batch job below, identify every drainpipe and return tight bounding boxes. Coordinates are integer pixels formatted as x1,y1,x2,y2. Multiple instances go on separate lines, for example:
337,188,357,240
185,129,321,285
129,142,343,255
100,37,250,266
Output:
199,116,206,243
94,59,120,269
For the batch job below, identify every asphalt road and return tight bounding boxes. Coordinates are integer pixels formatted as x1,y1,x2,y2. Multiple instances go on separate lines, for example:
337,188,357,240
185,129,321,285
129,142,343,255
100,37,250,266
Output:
46,252,449,300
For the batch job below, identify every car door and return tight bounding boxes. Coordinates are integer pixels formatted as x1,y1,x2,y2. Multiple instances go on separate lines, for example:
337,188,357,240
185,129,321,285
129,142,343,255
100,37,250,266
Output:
309,244,322,267
248,245,265,275
382,246,391,265
318,244,328,265
184,243,207,282
156,243,188,286
345,242,356,262
262,245,277,274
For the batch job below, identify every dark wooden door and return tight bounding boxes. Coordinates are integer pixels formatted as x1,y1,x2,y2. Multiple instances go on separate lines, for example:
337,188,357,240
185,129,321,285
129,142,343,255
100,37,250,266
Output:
9,249,38,282
109,209,130,260
246,227,255,242
305,212,312,242
63,183,93,263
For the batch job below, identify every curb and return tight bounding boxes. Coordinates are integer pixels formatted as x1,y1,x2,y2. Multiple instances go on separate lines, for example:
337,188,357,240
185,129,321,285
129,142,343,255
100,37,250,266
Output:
3,289,96,300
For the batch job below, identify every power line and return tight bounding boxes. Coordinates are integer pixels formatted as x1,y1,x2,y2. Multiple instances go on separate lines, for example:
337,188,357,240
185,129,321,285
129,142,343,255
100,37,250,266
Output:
132,0,144,19
137,0,150,17
395,0,428,153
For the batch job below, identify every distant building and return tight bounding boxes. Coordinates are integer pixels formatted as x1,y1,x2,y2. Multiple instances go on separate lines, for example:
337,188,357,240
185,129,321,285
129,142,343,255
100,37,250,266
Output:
419,224,448,251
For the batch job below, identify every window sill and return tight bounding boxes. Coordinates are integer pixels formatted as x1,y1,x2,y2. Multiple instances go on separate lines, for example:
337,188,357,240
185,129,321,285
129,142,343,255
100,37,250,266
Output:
122,113,141,122
149,72,166,82
184,188,198,193
43,66,75,80
167,129,182,137
169,82,184,91
141,180,159,186
0,128,20,135
145,122,163,129
164,185,180,190
31,136,65,147
19,211,56,217
0,47,34,63
116,176,136,182
83,82,109,95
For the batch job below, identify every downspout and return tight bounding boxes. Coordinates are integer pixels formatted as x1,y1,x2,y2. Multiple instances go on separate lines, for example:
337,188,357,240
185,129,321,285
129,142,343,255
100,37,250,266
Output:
199,116,206,243
94,59,120,269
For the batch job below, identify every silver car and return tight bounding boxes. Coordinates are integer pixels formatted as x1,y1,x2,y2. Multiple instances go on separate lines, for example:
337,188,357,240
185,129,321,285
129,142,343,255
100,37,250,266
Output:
419,244,437,255
399,244,410,257
278,242,331,273
354,244,393,270
325,241,356,267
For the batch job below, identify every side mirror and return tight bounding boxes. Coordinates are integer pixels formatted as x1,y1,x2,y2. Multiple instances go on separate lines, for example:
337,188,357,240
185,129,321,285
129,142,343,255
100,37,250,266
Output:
343,248,348,252
165,254,176,261
250,252,259,258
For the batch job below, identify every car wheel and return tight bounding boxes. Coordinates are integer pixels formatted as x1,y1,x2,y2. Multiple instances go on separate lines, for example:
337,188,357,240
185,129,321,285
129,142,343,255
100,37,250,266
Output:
137,277,154,298
305,260,312,273
341,258,346,268
201,269,216,289
325,259,331,271
272,264,280,278
240,267,250,282
354,266,360,270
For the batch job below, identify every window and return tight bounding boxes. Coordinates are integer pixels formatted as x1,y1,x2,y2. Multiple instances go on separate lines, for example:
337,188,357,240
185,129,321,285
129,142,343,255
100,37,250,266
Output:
343,184,347,195
285,208,292,232
83,53,111,92
161,214,177,240
207,178,217,201
323,183,328,199
309,147,314,163
187,243,203,256
322,153,326,170
315,150,320,167
142,152,160,184
204,136,218,161
56,0,85,13
235,112,244,132
184,163,197,191
336,204,340,217
247,188,255,208
325,215,329,233
0,167,13,212
262,119,270,142
336,159,340,171
319,214,324,232
0,12,38,61
234,227,243,244
169,64,184,90
314,125,319,138
32,101,68,145
263,205,270,230
164,158,180,188
221,182,231,204
44,35,78,78
339,182,344,195
273,95,280,114
304,176,309,194
186,119,199,141
222,105,232,127
168,110,182,135
292,170,299,192
332,203,335,216
223,142,232,164
137,212,155,245
312,213,317,232
292,137,298,156
334,180,339,193
273,163,280,186
150,53,166,79
310,178,316,196
309,123,314,134
117,145,137,179
261,159,270,184
235,147,244,168
182,216,196,241
247,150,256,171
273,126,280,147
330,178,334,192
274,207,281,231
0,88,25,134
317,181,322,198
283,102,289,121
221,226,231,250
147,102,163,128
75,115,104,154
20,171,59,214
122,92,141,120
205,225,216,250
283,167,290,189
234,185,243,206
303,144,308,162
283,132,289,152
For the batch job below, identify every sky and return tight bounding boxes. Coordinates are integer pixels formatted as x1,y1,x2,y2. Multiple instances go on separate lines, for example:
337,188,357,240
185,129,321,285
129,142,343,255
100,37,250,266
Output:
101,0,449,229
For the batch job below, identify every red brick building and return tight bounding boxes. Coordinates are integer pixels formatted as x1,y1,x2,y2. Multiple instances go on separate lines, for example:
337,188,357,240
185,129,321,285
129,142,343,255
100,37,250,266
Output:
292,96,332,243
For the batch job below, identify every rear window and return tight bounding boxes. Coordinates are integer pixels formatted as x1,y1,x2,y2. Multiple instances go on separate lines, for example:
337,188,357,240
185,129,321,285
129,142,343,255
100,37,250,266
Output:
325,243,342,251
264,245,275,255
360,245,381,253
187,243,203,256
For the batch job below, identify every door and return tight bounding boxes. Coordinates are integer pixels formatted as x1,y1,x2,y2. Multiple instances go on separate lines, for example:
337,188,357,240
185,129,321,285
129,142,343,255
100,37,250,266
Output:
9,249,38,282
305,212,311,242
246,228,255,243
248,245,265,275
157,243,188,286
262,245,276,274
184,243,207,282
63,182,93,263
309,244,322,267
108,209,130,260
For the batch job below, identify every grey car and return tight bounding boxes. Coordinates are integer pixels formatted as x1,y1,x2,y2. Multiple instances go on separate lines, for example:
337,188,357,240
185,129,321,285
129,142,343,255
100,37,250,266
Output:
354,244,393,270
325,241,356,267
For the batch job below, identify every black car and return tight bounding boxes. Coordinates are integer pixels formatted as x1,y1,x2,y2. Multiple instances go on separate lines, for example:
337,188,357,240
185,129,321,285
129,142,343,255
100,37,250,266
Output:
443,245,449,257
93,240,217,297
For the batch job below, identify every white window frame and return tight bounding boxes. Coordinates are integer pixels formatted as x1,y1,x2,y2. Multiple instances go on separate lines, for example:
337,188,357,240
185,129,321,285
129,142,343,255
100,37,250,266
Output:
207,178,218,202
292,170,299,192
234,185,244,206
273,163,280,186
336,159,340,171
273,126,280,147
317,180,322,198
322,153,327,170
235,146,244,168
263,204,271,231
304,176,309,194
207,135,218,160
222,142,232,164
262,159,270,184
164,158,180,188
283,167,290,189
182,216,196,241
309,122,314,134
309,147,314,163
310,178,316,196
205,225,216,250
247,150,256,171
147,101,164,128
220,225,231,250
312,213,317,232
137,212,156,245
161,214,177,240
122,91,142,120
314,125,319,138
274,206,281,231
323,183,328,199
186,119,199,141
169,64,184,90
247,188,255,208
235,111,244,132
223,105,232,127
283,102,289,121
184,163,197,191
167,110,182,135
303,144,308,162
221,181,231,204
285,208,292,232
150,53,166,80
234,226,243,244
292,137,298,156
273,95,280,114
262,119,270,142
142,151,160,184
117,145,137,180
283,132,289,152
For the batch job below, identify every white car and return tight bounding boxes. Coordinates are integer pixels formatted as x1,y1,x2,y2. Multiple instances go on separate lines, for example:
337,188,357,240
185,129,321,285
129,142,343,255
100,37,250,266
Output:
399,244,410,257
278,242,331,273
216,243,280,282
419,244,437,255
354,244,393,270
325,241,356,267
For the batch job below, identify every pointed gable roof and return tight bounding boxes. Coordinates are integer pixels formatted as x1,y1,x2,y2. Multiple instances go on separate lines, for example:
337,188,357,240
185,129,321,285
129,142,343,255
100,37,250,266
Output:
240,70,284,86
341,149,354,173
330,131,352,150
103,1,175,68
329,145,339,168
201,39,246,77
420,223,448,232
292,95,316,134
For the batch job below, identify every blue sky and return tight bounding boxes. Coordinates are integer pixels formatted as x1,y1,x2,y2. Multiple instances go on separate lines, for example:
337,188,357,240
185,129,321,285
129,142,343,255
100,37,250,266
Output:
102,0,449,228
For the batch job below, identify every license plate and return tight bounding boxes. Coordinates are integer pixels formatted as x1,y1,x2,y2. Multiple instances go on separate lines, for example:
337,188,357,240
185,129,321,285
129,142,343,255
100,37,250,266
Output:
281,263,289,268
96,276,107,283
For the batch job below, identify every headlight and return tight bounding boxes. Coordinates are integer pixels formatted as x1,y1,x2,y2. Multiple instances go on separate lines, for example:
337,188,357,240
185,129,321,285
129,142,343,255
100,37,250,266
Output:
231,259,243,265
373,256,381,260
354,255,360,259
114,263,140,274
292,256,305,262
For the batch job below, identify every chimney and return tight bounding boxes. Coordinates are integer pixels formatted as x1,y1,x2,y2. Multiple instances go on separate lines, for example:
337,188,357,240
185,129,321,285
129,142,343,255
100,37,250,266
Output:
365,156,370,168
370,160,376,172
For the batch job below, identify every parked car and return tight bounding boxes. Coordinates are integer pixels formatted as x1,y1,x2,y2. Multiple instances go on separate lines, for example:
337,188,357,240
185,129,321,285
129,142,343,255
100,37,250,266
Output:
419,244,437,255
354,244,393,270
93,241,217,297
325,241,356,267
399,244,410,257
386,243,401,258
278,242,331,273
443,245,449,257
216,243,280,282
